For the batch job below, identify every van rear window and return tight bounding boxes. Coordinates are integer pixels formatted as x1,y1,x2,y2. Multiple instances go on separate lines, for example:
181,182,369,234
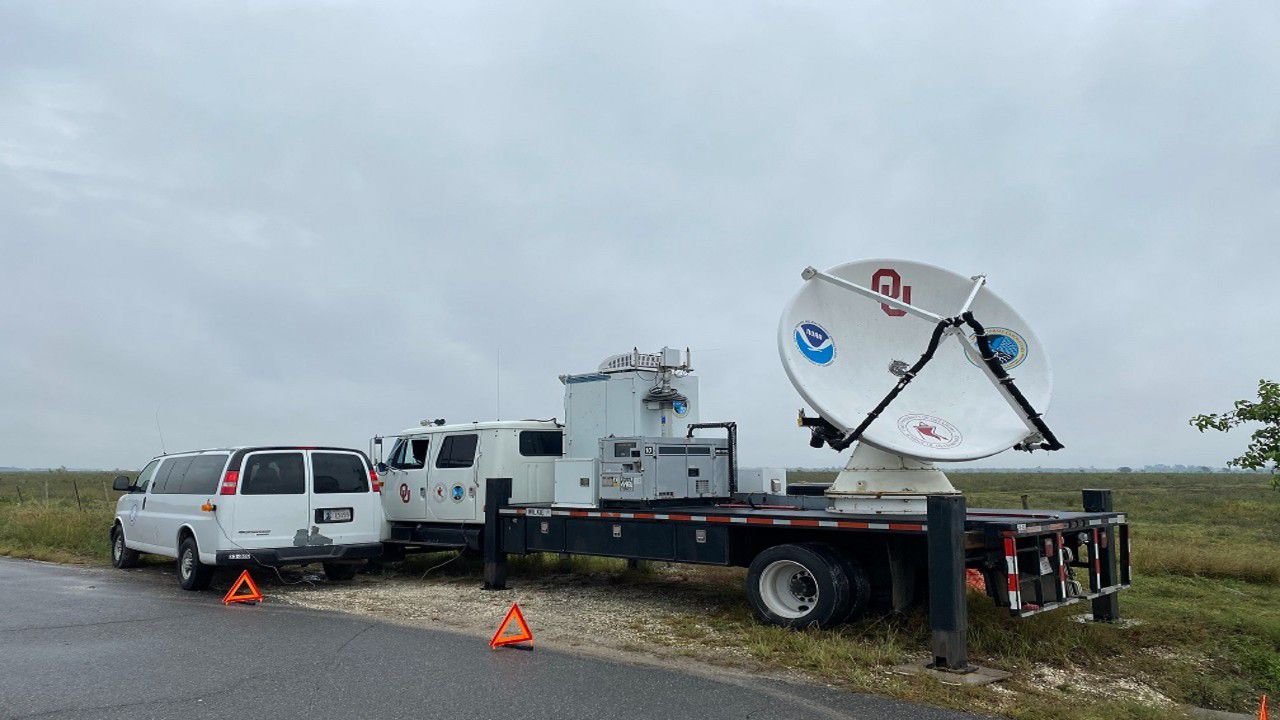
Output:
312,453,368,494
519,430,563,457
179,454,228,495
240,453,305,495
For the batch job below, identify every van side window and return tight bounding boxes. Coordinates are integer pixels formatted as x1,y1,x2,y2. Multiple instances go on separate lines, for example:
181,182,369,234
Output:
388,437,429,470
155,456,194,494
241,453,305,495
435,434,478,469
135,459,161,492
312,453,369,493
519,430,563,457
180,454,228,495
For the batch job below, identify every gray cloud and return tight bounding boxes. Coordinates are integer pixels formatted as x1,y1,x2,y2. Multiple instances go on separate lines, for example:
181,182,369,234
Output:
2,1,1277,471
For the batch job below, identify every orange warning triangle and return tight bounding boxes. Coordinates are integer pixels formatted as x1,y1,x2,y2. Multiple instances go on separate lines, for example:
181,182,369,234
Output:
1259,694,1268,720
489,602,533,649
222,569,264,605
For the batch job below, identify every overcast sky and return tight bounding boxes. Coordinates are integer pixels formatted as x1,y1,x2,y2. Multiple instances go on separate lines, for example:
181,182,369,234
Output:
2,1,1277,471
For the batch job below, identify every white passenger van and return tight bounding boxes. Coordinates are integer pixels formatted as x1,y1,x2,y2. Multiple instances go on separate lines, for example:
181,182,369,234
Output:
374,421,562,550
110,446,383,590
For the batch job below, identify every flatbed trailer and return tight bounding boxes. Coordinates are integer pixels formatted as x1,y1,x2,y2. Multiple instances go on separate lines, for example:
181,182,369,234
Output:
466,478,1131,670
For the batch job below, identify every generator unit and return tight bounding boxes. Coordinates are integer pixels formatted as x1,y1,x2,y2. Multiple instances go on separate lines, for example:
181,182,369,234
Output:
598,436,730,502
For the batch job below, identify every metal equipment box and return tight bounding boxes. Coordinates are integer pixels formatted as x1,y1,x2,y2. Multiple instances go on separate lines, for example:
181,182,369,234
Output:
738,467,787,495
553,458,599,508
598,436,729,502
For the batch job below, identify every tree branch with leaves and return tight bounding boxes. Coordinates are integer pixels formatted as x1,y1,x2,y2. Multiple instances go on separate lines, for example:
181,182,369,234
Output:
1190,379,1280,489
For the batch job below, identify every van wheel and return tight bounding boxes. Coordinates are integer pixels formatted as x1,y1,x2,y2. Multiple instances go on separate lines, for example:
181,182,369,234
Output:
177,537,214,591
111,525,140,569
323,562,358,581
745,543,851,630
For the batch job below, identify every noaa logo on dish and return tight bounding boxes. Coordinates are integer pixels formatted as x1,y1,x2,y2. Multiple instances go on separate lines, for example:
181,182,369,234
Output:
794,322,835,366
967,327,1028,370
897,413,963,450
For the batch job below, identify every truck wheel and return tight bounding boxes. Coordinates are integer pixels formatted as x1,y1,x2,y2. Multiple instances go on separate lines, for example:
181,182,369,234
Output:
177,537,214,591
746,543,852,629
323,562,358,581
111,524,140,569
834,555,872,621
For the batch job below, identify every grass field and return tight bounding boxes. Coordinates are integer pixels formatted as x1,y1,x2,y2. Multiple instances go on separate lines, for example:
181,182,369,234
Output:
1,469,1275,719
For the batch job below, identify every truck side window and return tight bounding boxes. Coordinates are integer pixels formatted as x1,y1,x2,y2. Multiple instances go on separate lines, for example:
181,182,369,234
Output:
519,431,563,457
388,438,429,470
241,453,305,495
135,459,161,492
435,434,478,469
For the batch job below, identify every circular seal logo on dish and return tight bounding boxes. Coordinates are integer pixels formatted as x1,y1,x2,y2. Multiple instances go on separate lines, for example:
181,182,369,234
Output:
794,321,835,366
967,327,1028,371
897,413,963,450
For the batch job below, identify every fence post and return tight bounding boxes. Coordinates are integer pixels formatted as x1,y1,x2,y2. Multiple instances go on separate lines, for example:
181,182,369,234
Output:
1083,489,1120,622
15,483,22,505
44,478,49,506
73,481,82,511
102,481,109,503
927,494,974,673
483,477,512,591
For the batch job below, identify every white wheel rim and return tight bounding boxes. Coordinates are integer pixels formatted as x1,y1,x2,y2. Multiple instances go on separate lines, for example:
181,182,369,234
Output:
759,559,819,619
113,534,122,560
181,550,193,579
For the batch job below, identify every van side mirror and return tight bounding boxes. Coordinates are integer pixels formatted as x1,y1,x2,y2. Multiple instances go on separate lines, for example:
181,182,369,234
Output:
375,462,389,475
112,475,132,492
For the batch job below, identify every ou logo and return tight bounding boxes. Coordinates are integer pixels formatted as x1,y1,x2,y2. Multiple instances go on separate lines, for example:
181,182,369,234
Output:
872,269,911,317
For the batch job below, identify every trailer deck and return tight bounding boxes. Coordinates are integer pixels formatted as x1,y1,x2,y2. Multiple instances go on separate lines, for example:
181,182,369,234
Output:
492,494,1131,619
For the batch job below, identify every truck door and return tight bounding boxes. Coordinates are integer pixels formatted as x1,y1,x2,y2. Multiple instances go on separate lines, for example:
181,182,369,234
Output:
380,436,431,521
230,450,309,549
429,433,479,522
307,450,381,546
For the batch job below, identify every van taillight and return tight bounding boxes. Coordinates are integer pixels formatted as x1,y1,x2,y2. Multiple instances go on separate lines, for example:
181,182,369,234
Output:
369,469,381,493
220,470,240,495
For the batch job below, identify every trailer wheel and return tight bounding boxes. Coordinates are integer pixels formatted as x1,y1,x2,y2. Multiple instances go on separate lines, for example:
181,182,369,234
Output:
746,544,851,629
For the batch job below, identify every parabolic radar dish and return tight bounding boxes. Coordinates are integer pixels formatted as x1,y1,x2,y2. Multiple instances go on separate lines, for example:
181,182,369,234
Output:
778,259,1053,463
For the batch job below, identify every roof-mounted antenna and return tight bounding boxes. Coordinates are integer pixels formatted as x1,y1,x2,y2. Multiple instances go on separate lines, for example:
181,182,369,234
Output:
154,405,167,455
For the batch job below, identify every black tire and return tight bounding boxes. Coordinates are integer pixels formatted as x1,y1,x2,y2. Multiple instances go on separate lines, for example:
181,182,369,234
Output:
833,554,873,622
745,543,852,629
177,536,214,591
110,524,140,569
323,562,358,581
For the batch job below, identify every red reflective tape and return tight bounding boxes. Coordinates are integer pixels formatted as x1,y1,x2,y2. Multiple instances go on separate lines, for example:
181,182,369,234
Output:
706,516,731,523
789,519,821,527
836,521,870,529
569,511,589,518
667,514,693,522
1007,572,1019,592
633,513,655,520
889,523,924,531
745,517,774,525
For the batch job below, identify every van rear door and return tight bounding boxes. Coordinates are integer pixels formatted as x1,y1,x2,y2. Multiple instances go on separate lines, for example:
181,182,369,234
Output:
307,450,380,545
231,450,309,549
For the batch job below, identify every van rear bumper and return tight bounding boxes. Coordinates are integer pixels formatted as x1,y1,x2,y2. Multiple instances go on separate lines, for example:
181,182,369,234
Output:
214,542,382,566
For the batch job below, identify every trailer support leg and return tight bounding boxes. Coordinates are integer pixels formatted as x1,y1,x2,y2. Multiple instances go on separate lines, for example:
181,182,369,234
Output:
1082,489,1120,622
483,477,512,591
927,494,974,673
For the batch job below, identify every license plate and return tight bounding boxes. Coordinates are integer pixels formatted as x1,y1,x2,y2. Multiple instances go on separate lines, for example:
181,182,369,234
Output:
318,508,353,523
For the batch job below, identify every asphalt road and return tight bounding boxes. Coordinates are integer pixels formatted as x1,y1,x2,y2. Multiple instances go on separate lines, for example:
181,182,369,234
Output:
0,558,977,720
